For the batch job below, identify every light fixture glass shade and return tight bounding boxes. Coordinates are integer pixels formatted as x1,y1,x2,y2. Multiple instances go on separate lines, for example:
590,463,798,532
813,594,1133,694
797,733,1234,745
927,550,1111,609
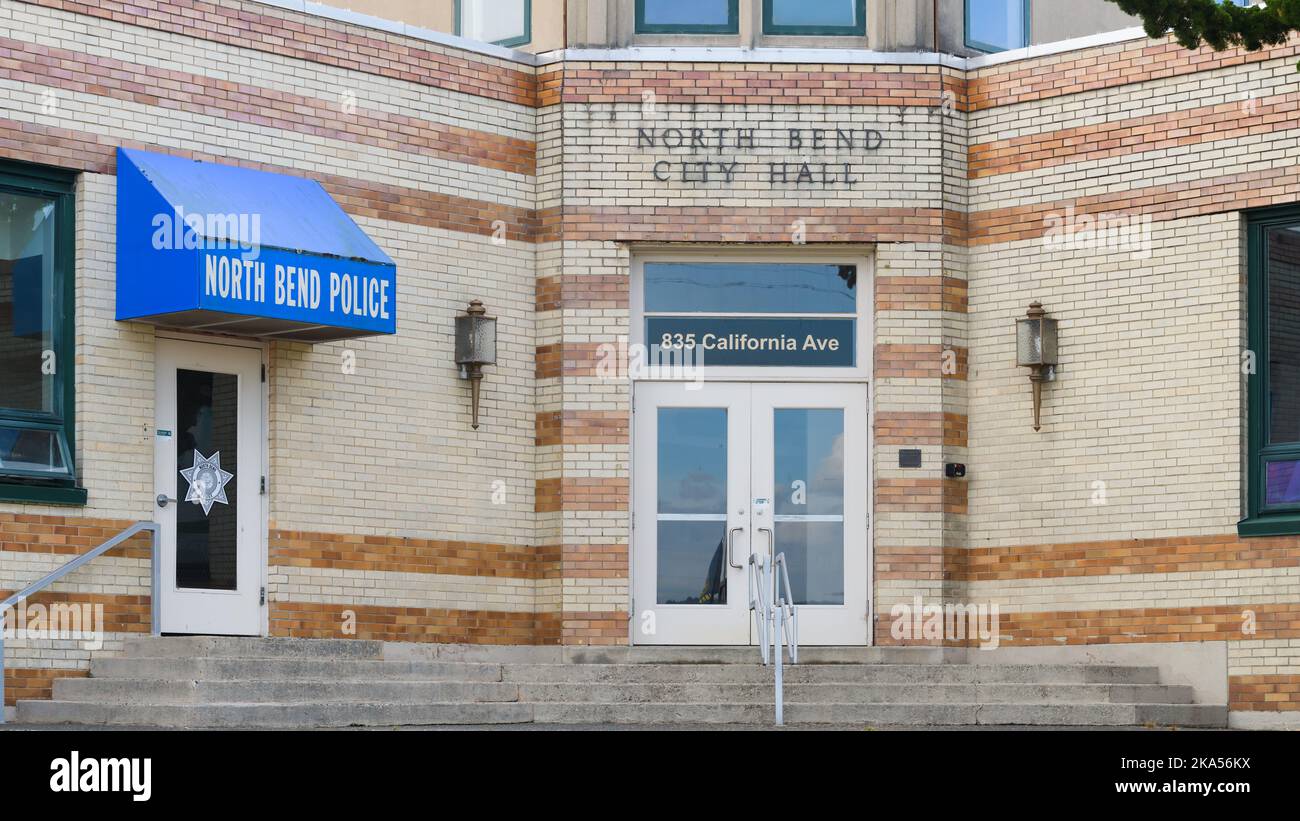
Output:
455,301,497,366
1016,315,1057,366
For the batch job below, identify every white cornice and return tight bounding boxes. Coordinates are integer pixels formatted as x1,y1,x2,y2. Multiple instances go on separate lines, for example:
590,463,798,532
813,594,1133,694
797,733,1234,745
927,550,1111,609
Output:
251,0,1154,72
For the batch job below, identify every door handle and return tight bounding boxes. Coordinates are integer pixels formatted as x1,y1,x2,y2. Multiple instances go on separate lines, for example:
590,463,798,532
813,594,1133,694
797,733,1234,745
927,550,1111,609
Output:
758,527,774,560
727,526,744,569
156,494,178,508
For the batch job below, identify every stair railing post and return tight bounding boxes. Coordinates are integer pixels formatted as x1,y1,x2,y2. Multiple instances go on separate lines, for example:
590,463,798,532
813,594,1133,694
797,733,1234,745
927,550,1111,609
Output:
1,630,7,725
774,597,784,726
150,523,161,636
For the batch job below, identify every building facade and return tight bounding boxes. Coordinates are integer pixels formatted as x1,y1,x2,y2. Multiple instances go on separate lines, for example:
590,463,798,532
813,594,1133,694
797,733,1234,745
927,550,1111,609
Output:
0,0,1297,728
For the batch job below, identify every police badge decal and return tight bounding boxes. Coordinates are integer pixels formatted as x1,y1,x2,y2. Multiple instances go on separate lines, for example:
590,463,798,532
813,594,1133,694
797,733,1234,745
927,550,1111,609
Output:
179,450,234,515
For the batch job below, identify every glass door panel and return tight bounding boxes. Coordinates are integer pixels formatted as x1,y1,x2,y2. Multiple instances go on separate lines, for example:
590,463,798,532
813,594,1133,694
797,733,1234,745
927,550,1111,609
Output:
751,384,868,645
633,382,751,644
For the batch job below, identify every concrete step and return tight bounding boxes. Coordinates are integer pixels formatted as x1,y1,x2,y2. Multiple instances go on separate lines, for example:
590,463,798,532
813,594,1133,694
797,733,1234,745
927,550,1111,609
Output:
562,646,954,665
90,657,504,682
15,696,1224,728
383,644,955,665
46,677,1194,708
14,638,1218,728
123,637,384,660
498,662,1163,685
15,700,533,728
514,681,1194,705
52,678,521,704
529,701,1226,726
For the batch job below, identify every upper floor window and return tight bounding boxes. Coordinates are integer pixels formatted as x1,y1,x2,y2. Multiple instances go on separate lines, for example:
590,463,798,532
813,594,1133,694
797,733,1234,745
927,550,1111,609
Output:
456,0,531,48
0,160,81,501
763,0,865,36
966,0,1029,53
1243,207,1300,535
636,0,739,34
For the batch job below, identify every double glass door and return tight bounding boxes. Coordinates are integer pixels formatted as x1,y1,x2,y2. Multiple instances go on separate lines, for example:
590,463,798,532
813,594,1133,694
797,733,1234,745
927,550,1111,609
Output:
632,382,869,645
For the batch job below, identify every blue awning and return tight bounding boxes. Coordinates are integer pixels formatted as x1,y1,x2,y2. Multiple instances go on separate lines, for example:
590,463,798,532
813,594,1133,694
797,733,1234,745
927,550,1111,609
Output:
115,148,396,342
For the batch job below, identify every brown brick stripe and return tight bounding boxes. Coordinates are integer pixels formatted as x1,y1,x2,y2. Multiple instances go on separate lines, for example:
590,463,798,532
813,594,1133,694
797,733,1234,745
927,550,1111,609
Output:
539,544,629,580
967,163,1300,246
0,36,536,176
0,590,153,633
270,601,560,644
536,274,629,312
535,478,628,514
876,478,967,515
991,603,1300,646
535,341,610,379
943,413,968,448
0,513,153,559
269,530,542,579
875,276,968,313
876,478,943,513
3,668,87,707
535,410,629,447
876,545,945,581
541,205,955,245
546,65,953,107
561,611,628,645
874,411,968,448
0,118,538,242
1229,675,1300,711
970,90,1300,179
875,344,968,380
960,533,1300,581
967,33,1300,112
16,0,538,107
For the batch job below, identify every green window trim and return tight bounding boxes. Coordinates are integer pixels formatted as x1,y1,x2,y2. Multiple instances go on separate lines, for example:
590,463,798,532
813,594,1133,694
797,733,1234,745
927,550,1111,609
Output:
762,0,867,36
0,158,82,502
0,482,87,506
964,0,1030,53
1241,204,1300,536
636,0,740,34
454,0,532,48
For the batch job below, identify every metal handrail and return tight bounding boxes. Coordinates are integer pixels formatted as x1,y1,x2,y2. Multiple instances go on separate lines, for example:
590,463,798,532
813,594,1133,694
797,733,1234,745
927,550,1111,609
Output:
748,549,800,726
0,521,160,724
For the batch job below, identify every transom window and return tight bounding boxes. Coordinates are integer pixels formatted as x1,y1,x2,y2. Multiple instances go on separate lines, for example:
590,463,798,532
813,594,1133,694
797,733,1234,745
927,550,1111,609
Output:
636,0,739,34
966,0,1029,53
456,0,531,48
640,261,860,370
0,160,80,501
764,0,866,36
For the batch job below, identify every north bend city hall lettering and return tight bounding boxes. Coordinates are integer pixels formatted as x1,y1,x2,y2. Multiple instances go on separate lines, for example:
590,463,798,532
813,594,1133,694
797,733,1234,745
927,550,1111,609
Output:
636,125,884,188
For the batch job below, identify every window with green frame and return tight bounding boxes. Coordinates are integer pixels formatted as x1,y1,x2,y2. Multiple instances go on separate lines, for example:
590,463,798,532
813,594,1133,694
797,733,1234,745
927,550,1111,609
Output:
455,0,531,48
965,0,1029,53
1242,206,1300,534
0,160,83,505
636,0,739,34
763,0,866,36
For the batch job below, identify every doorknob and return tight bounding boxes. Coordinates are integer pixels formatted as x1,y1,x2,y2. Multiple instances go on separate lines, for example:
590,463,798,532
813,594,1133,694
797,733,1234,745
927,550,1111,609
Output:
758,526,774,559
156,494,178,508
727,526,744,569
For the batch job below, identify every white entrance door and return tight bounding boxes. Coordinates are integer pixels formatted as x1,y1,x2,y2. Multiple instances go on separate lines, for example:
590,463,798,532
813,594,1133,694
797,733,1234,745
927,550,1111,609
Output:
154,338,264,635
633,382,869,645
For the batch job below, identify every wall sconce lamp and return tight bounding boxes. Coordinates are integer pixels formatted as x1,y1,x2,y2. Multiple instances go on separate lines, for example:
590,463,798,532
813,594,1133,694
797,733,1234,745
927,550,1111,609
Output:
455,299,497,430
1015,301,1058,432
